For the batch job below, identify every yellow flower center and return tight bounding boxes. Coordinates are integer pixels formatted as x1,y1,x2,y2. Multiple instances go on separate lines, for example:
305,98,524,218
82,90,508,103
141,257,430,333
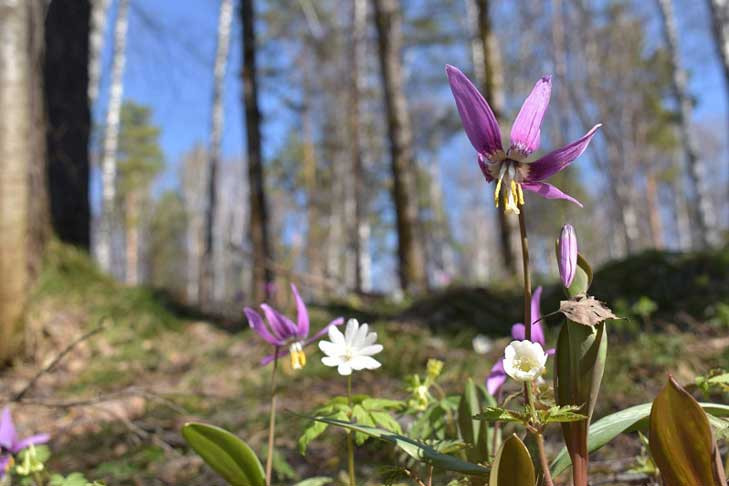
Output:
494,162,525,215
289,342,306,370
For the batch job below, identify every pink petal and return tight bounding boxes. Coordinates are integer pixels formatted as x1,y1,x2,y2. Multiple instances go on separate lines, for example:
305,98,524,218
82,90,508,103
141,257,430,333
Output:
521,181,583,207
510,76,552,156
445,65,503,157
261,347,287,366
290,284,309,338
527,124,601,181
530,286,545,345
244,308,282,346
13,434,50,453
261,304,297,339
305,317,345,345
486,359,507,396
0,408,17,450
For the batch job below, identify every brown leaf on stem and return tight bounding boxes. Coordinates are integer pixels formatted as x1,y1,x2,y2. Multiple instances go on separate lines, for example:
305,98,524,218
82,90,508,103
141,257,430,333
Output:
559,295,617,326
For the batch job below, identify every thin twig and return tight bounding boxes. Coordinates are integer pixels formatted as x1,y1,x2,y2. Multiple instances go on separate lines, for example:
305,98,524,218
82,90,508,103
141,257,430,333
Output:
13,317,110,401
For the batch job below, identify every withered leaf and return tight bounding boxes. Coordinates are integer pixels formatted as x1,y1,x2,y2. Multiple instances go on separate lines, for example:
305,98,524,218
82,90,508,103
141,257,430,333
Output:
559,295,617,326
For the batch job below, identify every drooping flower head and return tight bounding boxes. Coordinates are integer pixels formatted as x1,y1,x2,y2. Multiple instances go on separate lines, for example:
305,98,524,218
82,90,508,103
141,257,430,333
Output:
244,283,344,369
445,65,601,214
558,224,578,288
318,319,383,376
503,340,548,382
0,407,49,478
486,287,555,395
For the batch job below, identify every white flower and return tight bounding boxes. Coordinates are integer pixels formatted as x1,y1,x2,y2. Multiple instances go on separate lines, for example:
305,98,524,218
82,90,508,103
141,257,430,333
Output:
472,334,493,355
318,319,383,376
502,340,548,382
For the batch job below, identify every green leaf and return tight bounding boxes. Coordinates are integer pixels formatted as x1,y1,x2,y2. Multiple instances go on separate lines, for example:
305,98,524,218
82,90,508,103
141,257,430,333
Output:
649,376,726,486
542,405,588,424
352,404,376,446
181,422,265,486
361,398,405,411
550,401,729,477
369,410,402,434
306,416,489,476
473,406,527,424
458,379,493,462
489,434,535,486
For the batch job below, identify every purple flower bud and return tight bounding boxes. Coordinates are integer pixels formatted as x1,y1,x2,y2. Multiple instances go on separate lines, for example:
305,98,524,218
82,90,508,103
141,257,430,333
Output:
558,224,578,288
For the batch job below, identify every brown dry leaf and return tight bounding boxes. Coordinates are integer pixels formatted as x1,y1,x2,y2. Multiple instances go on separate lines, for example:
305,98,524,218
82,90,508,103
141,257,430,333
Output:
559,295,617,326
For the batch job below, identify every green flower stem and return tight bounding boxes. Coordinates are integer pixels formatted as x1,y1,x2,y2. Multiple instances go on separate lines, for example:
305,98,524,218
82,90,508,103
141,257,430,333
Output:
265,346,279,486
517,208,532,341
526,384,554,486
346,374,356,486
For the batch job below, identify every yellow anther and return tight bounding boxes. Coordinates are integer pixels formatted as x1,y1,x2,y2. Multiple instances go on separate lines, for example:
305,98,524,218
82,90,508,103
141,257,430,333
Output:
289,342,306,370
494,176,503,206
516,182,524,205
504,190,520,215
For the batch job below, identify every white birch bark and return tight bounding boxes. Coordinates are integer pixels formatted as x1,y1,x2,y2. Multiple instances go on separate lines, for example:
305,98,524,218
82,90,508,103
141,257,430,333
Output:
88,0,110,104
97,0,130,273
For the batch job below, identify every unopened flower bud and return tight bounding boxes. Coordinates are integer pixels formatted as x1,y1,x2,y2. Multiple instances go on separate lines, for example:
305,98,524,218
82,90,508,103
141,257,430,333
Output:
558,224,578,288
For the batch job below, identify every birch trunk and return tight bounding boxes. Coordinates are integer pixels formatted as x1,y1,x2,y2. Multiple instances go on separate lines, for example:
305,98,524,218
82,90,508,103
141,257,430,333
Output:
373,0,428,293
201,0,233,308
657,0,719,247
465,0,520,276
242,0,274,302
88,0,110,104
707,0,729,166
97,0,130,273
124,190,139,285
0,0,47,361
45,0,91,250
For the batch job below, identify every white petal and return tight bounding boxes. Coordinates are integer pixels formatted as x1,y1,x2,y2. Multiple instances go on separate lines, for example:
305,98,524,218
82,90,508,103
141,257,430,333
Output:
349,355,381,370
328,325,345,346
337,363,353,375
363,331,378,346
319,340,342,357
353,323,369,346
357,344,383,356
322,356,343,367
344,319,359,344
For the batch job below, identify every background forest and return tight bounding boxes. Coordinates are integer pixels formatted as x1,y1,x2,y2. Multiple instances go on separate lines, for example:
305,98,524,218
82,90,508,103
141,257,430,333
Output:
1,0,729,484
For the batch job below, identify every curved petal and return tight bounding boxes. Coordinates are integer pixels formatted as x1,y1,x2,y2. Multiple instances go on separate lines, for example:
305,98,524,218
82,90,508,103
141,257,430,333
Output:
530,286,545,345
261,347,287,366
357,344,383,356
521,181,583,207
337,363,353,376
318,340,341,357
511,323,526,340
261,304,296,340
446,65,503,156
477,154,495,182
344,319,359,345
0,408,17,450
322,356,343,367
527,124,601,181
328,324,346,347
486,359,507,396
510,76,551,156
291,284,309,338
349,355,381,370
13,434,50,453
244,308,282,345
305,317,345,345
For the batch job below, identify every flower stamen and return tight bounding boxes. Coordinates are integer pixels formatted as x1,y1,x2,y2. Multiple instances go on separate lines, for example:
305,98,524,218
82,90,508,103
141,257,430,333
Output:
289,342,306,370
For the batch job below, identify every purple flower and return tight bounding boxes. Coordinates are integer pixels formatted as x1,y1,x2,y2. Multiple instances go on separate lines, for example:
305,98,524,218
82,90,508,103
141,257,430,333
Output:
244,283,344,368
486,287,556,396
558,224,578,288
0,407,49,477
445,65,601,213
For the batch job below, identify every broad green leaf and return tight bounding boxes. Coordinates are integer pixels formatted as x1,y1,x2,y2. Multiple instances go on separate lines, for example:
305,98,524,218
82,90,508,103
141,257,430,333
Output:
542,405,587,424
649,376,725,486
298,408,349,454
551,401,729,477
458,378,490,462
473,407,526,424
181,422,265,486
361,398,405,410
369,410,402,434
351,404,376,446
306,416,489,476
489,434,535,486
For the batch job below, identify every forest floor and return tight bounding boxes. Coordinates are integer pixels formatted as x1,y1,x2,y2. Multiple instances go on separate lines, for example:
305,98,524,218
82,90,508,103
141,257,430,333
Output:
1,242,728,485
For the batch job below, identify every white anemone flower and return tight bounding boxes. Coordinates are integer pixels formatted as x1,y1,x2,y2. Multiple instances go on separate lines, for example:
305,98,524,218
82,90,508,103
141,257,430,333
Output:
319,319,383,376
503,340,548,382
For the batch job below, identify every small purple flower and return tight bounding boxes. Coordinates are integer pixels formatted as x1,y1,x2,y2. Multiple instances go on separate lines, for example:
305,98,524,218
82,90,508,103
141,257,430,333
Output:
445,65,601,213
486,287,555,396
244,283,344,369
558,224,578,288
0,407,49,477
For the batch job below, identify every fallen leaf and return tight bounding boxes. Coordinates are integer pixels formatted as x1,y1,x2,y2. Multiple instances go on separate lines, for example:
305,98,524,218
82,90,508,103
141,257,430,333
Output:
559,295,617,326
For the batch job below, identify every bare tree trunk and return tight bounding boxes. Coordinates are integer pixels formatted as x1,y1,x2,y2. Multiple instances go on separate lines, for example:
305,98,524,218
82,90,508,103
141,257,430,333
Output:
242,0,274,302
707,0,729,172
182,146,207,304
466,0,519,276
657,0,719,247
124,191,139,285
350,0,368,293
200,0,233,308
45,0,91,250
644,171,664,249
373,0,427,293
0,0,48,361
88,0,110,104
97,0,130,273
